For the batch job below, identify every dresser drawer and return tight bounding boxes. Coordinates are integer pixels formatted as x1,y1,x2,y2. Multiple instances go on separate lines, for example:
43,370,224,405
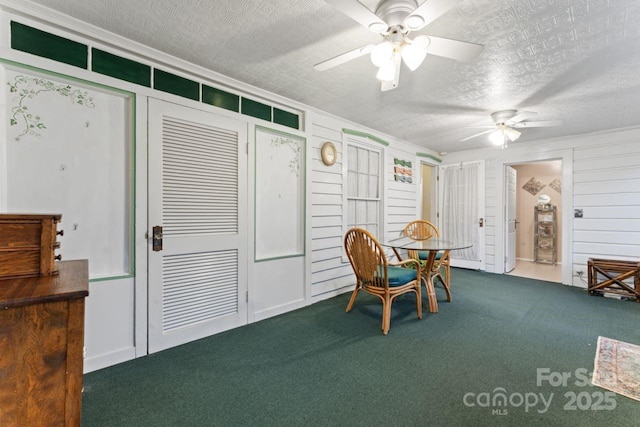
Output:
0,214,62,279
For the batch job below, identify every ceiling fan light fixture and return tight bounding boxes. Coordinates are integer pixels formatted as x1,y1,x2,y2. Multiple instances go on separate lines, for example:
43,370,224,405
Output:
488,129,505,146
505,127,521,141
401,42,427,71
376,56,397,81
370,41,394,67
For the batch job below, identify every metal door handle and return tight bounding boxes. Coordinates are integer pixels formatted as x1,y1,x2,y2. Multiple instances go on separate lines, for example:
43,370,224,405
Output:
479,218,484,227
152,225,163,251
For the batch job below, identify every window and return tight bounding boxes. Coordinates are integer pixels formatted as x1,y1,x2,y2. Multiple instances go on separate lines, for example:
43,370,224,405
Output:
346,142,381,236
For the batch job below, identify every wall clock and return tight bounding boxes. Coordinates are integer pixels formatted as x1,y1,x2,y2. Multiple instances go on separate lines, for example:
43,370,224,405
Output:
321,141,337,166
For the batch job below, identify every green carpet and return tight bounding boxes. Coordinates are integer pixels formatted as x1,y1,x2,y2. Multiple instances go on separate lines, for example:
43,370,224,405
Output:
82,269,640,426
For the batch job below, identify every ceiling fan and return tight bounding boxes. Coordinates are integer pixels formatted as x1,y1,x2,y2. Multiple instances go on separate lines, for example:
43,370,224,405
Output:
315,0,484,91
460,110,563,147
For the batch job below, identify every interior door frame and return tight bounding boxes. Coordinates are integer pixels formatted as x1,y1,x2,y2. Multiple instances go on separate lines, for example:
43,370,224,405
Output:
496,150,573,284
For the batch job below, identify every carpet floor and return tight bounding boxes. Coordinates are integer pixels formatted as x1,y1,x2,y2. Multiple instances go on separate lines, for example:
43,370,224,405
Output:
82,268,640,426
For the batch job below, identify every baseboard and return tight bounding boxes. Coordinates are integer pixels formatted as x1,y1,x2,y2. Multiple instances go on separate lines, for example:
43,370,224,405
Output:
253,298,305,322
311,286,352,304
84,346,136,373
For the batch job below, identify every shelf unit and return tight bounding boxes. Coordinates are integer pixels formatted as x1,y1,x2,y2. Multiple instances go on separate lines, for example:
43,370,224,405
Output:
534,205,557,264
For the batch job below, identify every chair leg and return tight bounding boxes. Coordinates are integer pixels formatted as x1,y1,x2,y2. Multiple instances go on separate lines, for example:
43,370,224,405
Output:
346,285,360,312
382,295,391,335
415,284,423,319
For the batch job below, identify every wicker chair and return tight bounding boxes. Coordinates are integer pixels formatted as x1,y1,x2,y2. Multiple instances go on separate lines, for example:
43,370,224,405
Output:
344,227,422,335
402,220,452,302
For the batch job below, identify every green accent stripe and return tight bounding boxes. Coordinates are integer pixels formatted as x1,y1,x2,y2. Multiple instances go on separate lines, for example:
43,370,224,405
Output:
202,85,239,112
11,21,88,69
416,152,442,164
92,48,151,87
153,69,199,101
342,128,389,146
242,98,271,121
273,108,299,129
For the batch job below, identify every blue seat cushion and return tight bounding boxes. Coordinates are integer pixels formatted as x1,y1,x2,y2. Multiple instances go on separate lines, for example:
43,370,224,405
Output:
377,266,417,286
417,251,443,261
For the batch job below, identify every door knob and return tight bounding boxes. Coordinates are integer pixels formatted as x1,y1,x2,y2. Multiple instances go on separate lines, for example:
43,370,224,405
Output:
479,218,484,227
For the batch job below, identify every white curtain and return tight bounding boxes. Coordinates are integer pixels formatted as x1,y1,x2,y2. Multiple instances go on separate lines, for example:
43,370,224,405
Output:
440,162,480,261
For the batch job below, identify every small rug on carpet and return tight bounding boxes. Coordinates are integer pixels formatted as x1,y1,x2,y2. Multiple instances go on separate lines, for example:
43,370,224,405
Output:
592,336,640,401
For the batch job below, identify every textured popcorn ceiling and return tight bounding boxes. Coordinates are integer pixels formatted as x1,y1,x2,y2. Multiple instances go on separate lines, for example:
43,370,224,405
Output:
24,0,640,153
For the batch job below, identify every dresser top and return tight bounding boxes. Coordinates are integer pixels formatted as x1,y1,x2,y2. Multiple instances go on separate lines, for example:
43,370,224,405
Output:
0,260,88,308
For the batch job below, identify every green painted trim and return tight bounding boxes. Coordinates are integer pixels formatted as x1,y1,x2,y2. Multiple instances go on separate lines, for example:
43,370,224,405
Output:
416,152,442,164
242,98,272,121
0,59,137,281
254,125,306,262
342,128,390,146
92,48,151,87
273,108,299,130
0,58,135,97
202,85,239,112
153,68,199,101
10,21,88,69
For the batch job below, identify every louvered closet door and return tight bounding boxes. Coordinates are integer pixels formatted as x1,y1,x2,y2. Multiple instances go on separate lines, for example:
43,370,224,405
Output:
148,99,247,353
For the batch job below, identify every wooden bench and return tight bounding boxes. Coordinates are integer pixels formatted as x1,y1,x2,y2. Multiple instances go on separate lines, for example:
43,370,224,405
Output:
587,258,640,302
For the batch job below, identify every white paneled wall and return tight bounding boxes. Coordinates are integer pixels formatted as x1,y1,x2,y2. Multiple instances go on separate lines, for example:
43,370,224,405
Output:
310,123,352,302
572,137,640,287
384,146,419,239
484,158,498,272
309,121,423,302
441,127,640,288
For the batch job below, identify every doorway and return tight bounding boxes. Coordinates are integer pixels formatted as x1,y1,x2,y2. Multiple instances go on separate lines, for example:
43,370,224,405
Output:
504,160,562,283
420,162,437,222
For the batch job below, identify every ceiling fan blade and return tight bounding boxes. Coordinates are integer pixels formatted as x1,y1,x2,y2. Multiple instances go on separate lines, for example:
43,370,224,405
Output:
405,0,462,31
512,120,563,128
325,0,388,33
508,111,537,124
459,128,495,142
426,36,484,63
314,44,375,71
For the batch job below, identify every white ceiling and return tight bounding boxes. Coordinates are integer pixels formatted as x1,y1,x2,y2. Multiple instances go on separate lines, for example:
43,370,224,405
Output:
23,0,640,154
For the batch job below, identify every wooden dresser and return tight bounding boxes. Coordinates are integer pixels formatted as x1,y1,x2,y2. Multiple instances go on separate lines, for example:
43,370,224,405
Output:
0,260,89,426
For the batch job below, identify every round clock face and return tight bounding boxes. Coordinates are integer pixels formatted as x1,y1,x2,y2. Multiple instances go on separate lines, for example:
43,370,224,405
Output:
321,142,337,166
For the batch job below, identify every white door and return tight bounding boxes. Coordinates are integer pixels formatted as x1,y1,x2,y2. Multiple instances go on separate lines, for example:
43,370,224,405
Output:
148,99,248,353
505,166,517,272
438,161,485,270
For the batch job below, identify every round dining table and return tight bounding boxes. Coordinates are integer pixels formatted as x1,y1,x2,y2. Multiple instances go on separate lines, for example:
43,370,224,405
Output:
380,236,473,313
